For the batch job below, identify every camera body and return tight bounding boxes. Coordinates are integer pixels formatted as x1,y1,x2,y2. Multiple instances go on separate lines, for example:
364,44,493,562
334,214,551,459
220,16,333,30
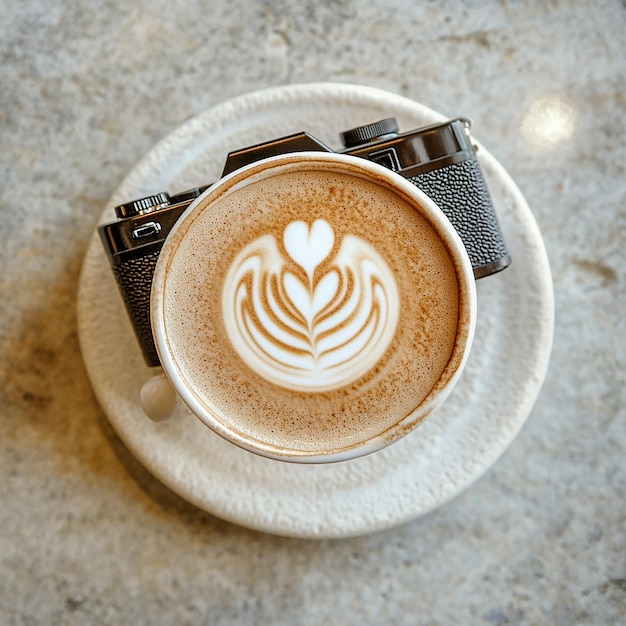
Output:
99,118,510,366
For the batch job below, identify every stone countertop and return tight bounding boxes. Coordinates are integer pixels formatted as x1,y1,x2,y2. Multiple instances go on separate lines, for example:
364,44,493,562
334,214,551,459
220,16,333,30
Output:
1,1,624,624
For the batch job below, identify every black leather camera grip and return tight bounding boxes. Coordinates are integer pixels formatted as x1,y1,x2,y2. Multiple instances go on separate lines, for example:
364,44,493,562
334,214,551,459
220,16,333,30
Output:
112,249,161,366
409,158,510,278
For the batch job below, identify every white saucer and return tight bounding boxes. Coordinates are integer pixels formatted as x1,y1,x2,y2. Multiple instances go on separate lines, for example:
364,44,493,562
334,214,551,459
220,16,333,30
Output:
77,83,554,539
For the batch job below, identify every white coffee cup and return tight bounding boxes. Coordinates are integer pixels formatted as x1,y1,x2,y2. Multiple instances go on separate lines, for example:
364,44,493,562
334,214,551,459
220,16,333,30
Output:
150,152,476,463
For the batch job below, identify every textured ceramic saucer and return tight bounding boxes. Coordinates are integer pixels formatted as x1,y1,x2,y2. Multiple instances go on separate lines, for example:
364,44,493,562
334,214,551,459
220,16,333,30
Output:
77,83,554,539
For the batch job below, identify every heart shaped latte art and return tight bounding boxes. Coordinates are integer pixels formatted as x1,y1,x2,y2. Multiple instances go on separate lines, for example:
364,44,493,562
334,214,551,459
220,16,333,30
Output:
222,219,399,392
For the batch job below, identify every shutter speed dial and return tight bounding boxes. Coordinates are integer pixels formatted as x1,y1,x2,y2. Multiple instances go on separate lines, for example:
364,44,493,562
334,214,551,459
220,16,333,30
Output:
340,118,400,148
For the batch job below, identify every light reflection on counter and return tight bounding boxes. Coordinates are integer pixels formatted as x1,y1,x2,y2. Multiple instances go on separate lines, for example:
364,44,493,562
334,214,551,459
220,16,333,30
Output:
520,95,577,150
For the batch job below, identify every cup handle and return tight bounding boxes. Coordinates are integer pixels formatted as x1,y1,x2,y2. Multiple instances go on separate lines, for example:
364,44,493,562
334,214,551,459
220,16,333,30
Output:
140,369,179,421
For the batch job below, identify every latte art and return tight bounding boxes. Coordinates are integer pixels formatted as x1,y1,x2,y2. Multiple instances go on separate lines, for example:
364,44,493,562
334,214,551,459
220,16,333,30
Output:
222,219,399,392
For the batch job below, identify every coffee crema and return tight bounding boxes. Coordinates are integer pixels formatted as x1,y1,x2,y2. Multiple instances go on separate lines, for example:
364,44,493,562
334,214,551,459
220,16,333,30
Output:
160,165,462,456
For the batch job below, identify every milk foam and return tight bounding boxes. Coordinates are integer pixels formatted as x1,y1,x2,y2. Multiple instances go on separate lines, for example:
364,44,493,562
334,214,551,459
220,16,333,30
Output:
222,218,399,392
162,167,462,454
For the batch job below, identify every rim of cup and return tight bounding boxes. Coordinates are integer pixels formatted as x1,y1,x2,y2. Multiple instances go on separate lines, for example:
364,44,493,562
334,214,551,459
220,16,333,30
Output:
151,151,477,463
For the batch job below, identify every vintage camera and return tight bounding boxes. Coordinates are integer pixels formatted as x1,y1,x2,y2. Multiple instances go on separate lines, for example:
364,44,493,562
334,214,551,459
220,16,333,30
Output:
99,118,511,366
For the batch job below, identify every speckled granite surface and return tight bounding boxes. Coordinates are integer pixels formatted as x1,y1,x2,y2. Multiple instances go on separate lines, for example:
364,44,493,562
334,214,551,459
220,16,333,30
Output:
1,1,624,625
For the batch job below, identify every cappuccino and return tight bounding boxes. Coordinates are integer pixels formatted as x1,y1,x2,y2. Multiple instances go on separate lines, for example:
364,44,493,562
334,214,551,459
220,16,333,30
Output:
154,154,474,461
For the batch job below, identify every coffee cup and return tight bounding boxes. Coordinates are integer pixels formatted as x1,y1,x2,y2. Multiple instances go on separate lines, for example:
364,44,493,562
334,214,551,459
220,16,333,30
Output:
150,152,476,463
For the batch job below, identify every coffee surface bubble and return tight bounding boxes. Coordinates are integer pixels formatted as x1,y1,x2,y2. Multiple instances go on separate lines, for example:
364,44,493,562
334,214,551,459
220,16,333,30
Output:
162,167,461,455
